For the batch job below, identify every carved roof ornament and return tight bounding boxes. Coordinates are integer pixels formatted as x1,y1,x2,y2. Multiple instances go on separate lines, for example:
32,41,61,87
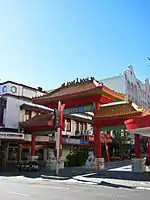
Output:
61,77,95,87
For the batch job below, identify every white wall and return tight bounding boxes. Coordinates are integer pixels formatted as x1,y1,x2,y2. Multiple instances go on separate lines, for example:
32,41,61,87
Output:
101,75,125,94
0,82,45,99
101,66,150,108
124,66,150,108
62,119,93,136
4,96,21,129
0,81,47,129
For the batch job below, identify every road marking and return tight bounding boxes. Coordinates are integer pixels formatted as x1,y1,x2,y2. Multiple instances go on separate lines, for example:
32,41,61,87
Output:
82,173,97,177
9,192,29,196
28,184,70,190
137,187,150,191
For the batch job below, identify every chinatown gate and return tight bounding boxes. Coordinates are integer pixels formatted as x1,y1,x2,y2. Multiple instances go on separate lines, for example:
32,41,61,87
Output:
31,77,125,169
20,77,150,171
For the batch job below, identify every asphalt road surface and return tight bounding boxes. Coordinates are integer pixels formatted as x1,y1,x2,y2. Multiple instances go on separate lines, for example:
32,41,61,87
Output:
0,176,150,200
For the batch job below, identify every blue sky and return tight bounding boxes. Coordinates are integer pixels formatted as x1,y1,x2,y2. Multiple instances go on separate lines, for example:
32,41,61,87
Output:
0,0,150,90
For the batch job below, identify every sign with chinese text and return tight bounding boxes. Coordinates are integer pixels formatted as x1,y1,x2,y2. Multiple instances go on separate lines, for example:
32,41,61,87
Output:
64,103,95,115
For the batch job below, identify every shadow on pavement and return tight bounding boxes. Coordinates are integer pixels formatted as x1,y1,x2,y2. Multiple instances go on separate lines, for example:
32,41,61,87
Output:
0,167,96,179
99,181,136,189
86,171,150,182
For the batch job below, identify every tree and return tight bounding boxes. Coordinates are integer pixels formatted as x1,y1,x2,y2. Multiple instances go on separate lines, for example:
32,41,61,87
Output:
112,129,133,155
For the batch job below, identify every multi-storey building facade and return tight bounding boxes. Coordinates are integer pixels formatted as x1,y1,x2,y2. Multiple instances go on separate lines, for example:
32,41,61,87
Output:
0,81,94,168
0,81,51,170
0,81,48,131
101,65,150,108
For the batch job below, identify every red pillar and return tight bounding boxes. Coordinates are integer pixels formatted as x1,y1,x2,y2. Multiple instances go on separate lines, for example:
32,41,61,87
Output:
105,131,110,162
59,103,65,157
134,134,140,158
59,128,63,157
94,126,101,158
31,135,36,156
94,101,101,158
148,137,150,160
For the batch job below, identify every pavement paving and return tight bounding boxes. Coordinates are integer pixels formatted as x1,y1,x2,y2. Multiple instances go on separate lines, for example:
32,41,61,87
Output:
72,161,150,190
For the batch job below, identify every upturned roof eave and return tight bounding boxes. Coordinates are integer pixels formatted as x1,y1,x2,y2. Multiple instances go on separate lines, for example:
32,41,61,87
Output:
32,86,125,105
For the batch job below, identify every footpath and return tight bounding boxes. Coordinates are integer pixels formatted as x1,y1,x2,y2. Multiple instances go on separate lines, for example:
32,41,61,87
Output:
41,160,150,190
71,162,150,190
1,160,150,190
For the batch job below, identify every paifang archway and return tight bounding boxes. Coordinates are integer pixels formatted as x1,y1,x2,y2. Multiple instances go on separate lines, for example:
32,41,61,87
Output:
33,77,125,164
93,101,149,159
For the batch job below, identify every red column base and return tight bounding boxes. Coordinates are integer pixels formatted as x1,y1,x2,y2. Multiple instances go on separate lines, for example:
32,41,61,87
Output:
134,134,141,158
94,126,101,158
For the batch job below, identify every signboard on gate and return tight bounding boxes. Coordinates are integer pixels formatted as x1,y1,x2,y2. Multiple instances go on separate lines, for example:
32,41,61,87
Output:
64,103,95,115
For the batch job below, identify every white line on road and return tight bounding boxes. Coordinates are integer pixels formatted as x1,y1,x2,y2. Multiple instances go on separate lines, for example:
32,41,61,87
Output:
9,192,29,196
137,187,150,191
28,184,70,190
82,173,97,177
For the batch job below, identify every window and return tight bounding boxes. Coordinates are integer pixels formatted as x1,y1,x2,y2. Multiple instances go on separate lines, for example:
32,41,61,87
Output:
35,149,44,160
79,122,83,131
66,118,71,132
75,121,79,132
21,148,30,160
8,147,19,161
83,122,87,131
24,110,32,121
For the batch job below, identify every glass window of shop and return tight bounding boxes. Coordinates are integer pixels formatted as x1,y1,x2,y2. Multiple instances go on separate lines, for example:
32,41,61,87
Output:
21,148,30,160
35,148,44,161
8,143,19,161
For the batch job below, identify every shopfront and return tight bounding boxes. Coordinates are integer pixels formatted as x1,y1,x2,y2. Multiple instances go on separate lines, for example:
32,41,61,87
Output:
62,138,89,161
0,132,24,170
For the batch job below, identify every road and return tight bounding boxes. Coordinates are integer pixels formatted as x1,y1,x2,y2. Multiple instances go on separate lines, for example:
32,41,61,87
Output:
0,176,149,200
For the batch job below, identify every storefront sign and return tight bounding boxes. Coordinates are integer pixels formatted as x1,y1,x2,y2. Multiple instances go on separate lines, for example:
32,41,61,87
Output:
0,132,24,140
36,130,55,135
63,138,89,145
63,138,80,144
36,136,49,142
24,134,55,142
20,144,43,150
64,103,95,115
80,139,89,145
88,135,112,143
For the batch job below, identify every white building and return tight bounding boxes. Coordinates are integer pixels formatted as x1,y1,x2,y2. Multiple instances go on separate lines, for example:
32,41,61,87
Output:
0,81,94,168
0,81,52,169
0,81,49,132
101,65,150,108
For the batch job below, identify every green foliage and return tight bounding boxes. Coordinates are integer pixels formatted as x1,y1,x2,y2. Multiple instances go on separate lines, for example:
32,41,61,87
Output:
112,129,133,156
66,154,77,166
112,129,133,145
66,150,88,166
